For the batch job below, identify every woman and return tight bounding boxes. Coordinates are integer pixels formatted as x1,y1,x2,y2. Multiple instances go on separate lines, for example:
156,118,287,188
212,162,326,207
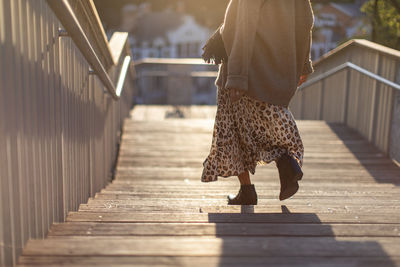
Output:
201,0,314,205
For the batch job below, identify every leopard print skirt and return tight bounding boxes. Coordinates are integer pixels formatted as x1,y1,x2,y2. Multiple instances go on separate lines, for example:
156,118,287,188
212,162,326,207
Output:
201,86,304,183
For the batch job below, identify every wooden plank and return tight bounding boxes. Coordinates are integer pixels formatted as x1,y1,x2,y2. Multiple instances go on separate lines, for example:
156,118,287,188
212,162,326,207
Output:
114,168,400,177
114,165,400,175
113,172,400,183
118,150,387,160
95,192,400,199
21,236,400,257
66,212,400,224
48,222,400,237
103,182,400,190
17,255,400,267
104,182,400,189
121,132,363,140
77,204,400,215
84,198,400,207
129,105,217,121
19,255,400,267
17,106,400,265
0,0,8,264
117,158,396,167
2,0,19,265
130,179,400,186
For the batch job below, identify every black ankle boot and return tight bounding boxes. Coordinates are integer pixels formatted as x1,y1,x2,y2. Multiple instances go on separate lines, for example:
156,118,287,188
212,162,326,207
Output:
276,154,303,201
227,184,258,205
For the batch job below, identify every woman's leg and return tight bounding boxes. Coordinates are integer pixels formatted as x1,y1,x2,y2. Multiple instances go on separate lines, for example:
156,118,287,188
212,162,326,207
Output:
238,170,251,185
228,170,257,205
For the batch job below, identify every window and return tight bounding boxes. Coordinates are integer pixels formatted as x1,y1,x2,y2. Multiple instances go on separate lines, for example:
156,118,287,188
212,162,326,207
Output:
319,48,325,57
177,44,183,57
163,50,170,58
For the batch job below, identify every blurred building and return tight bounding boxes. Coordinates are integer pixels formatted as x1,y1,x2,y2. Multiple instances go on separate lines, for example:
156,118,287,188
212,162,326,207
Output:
312,0,370,59
119,0,370,62
117,0,371,105
121,3,211,61
134,58,218,105
119,2,216,105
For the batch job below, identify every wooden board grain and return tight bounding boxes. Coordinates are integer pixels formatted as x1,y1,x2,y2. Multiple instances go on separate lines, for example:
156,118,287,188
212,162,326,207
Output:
21,236,400,257
18,106,400,266
65,211,400,224
48,222,400,237
17,256,400,267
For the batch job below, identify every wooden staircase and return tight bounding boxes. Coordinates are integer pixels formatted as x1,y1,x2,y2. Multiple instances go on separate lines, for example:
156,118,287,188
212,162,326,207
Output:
19,106,400,266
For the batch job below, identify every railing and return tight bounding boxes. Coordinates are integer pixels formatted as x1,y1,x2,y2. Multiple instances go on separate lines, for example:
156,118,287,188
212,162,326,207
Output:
289,39,400,163
46,0,133,99
0,0,135,265
135,58,218,105
136,40,400,161
300,62,400,91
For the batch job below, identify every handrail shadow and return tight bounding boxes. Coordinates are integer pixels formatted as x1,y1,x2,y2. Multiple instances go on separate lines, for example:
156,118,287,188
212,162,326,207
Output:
328,123,400,186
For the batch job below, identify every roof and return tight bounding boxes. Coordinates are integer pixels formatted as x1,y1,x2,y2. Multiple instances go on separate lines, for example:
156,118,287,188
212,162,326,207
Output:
132,11,184,44
314,39,400,67
330,0,368,18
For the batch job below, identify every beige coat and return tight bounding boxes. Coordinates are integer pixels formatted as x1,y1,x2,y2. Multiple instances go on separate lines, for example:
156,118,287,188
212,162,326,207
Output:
216,0,314,107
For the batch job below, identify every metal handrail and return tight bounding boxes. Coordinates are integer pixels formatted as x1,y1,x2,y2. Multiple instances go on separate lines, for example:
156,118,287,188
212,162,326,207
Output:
134,58,207,66
138,70,218,78
299,62,400,91
46,0,131,100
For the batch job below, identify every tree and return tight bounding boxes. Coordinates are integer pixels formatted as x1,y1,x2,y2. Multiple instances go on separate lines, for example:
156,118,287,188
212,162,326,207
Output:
361,0,400,49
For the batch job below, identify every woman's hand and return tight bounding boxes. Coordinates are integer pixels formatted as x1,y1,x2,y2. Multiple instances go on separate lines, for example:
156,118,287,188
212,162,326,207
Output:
230,88,246,103
298,75,308,87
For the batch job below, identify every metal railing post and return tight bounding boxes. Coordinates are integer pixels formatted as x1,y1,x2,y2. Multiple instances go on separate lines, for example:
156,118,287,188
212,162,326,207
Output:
370,56,383,144
343,68,352,124
319,79,325,120
388,62,400,161
300,91,305,119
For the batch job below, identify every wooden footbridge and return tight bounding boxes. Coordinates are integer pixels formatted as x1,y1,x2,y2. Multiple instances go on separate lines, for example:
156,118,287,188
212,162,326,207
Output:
18,107,400,266
1,0,400,266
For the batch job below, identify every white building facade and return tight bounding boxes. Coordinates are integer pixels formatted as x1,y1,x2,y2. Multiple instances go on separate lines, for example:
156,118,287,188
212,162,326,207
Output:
122,5,211,60
311,0,370,60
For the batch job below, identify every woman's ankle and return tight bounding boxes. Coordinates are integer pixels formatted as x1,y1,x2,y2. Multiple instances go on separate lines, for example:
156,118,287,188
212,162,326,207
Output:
238,171,251,185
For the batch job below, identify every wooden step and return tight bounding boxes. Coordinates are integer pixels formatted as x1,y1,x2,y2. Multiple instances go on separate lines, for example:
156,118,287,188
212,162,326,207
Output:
19,106,400,266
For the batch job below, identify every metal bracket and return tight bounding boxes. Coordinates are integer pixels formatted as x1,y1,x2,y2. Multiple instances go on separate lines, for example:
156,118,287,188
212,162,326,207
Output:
58,28,69,37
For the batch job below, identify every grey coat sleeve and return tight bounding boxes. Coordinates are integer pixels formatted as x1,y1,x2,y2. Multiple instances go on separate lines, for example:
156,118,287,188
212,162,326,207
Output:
224,0,264,91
